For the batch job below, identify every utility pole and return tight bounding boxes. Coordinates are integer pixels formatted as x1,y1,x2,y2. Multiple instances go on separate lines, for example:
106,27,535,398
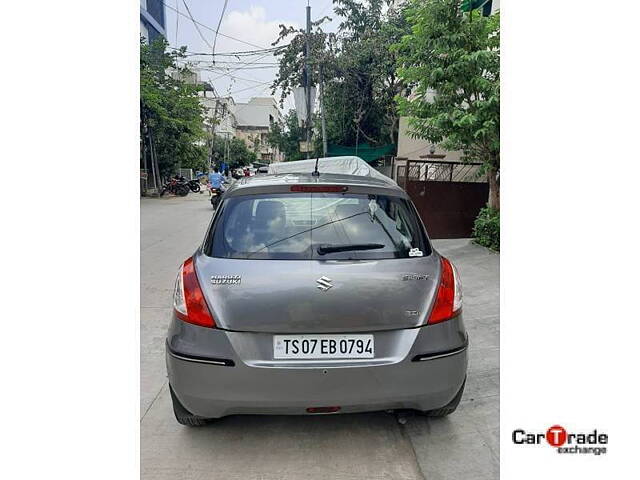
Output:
209,99,219,168
304,4,312,159
141,123,148,194
148,126,161,194
319,63,327,157
220,103,228,169
224,132,230,167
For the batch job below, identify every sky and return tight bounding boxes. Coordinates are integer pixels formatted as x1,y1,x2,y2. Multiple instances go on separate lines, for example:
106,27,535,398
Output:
163,0,341,113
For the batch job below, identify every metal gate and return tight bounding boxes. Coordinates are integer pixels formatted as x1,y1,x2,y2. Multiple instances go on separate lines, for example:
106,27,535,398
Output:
396,160,489,239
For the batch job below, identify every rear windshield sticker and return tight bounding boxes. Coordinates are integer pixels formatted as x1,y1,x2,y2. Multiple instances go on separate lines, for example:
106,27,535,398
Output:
368,199,379,221
409,248,423,257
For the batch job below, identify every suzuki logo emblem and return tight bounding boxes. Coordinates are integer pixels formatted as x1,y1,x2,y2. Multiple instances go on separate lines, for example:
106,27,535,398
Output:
316,276,333,291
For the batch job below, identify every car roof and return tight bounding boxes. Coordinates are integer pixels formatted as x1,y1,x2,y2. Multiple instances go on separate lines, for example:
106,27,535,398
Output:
226,172,402,195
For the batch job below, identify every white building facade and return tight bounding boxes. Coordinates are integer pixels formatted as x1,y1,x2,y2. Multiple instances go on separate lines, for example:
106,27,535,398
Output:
232,98,284,163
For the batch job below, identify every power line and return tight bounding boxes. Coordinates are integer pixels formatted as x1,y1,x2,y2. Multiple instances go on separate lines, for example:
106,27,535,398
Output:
181,0,212,50
188,67,270,85
212,0,230,62
208,49,277,82
161,0,271,50
171,48,284,57
211,46,285,56
210,65,279,70
171,45,281,81
227,81,273,96
159,2,284,107
165,45,284,61
221,65,279,70
183,59,280,65
178,61,279,70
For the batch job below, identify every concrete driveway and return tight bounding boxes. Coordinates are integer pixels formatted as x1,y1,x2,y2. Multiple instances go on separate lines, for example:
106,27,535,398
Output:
141,193,499,480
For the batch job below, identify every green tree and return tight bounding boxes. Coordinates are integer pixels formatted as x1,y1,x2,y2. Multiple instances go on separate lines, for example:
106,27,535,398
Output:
208,135,257,169
228,137,258,168
394,0,500,208
270,0,409,153
140,37,208,177
331,0,408,146
266,110,309,162
250,134,261,157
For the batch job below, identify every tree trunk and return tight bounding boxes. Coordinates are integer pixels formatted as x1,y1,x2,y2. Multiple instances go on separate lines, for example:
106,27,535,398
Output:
388,114,399,145
488,165,500,210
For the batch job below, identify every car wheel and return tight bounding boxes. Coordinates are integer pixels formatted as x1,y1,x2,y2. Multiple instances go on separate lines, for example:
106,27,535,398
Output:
421,377,466,417
169,385,211,427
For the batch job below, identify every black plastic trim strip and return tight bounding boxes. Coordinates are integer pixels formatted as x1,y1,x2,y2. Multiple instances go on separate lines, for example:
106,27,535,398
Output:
411,336,469,362
166,341,235,367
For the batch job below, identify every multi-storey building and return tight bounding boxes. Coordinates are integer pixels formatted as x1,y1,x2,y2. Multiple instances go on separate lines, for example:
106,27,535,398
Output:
140,0,166,43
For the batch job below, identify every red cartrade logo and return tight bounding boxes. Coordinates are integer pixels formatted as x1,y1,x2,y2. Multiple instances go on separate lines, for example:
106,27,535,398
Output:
546,425,567,447
512,425,607,455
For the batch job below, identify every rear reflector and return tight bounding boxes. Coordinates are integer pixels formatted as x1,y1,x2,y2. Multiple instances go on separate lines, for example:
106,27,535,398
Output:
173,257,216,328
306,406,341,414
290,185,348,193
426,256,462,325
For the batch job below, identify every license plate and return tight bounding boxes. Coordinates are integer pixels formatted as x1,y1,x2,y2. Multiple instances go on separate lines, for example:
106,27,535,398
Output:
273,334,374,359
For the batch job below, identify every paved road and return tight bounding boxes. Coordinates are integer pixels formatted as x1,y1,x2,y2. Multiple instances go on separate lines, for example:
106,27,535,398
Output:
141,192,499,480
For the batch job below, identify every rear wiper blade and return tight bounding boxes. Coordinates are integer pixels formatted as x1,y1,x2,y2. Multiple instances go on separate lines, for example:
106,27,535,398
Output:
316,243,385,255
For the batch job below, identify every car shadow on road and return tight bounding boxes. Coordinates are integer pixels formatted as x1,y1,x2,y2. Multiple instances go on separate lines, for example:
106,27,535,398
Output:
141,381,499,480
142,386,429,480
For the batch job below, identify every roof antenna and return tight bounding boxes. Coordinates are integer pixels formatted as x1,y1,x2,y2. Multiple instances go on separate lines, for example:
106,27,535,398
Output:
312,157,320,176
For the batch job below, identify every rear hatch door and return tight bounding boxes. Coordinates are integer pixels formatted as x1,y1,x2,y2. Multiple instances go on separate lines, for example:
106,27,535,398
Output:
197,188,440,332
196,255,441,333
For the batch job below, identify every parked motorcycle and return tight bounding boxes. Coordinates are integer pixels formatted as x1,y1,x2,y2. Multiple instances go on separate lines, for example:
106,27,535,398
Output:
187,179,201,193
160,177,190,197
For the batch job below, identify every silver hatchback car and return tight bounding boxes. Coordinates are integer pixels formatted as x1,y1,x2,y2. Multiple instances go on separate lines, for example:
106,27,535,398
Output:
166,173,467,425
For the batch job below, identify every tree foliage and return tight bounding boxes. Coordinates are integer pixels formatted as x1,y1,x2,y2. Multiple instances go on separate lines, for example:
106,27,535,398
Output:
473,206,500,251
140,37,208,176
208,134,258,169
271,16,336,104
270,0,410,152
394,0,500,207
267,110,308,162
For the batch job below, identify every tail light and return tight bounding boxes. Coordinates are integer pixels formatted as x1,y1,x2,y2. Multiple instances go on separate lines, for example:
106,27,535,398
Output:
426,256,462,325
173,257,216,328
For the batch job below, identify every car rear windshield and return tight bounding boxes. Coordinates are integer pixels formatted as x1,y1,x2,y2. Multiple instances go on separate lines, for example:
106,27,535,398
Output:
207,192,430,260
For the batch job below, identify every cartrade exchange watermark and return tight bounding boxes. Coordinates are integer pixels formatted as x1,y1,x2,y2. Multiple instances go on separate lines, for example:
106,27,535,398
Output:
512,425,608,455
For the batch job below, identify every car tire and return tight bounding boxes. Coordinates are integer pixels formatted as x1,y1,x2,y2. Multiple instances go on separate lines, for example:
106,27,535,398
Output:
169,385,211,427
422,377,466,417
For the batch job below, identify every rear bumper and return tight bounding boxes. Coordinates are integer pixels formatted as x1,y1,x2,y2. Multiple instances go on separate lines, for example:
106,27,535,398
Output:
166,316,468,418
